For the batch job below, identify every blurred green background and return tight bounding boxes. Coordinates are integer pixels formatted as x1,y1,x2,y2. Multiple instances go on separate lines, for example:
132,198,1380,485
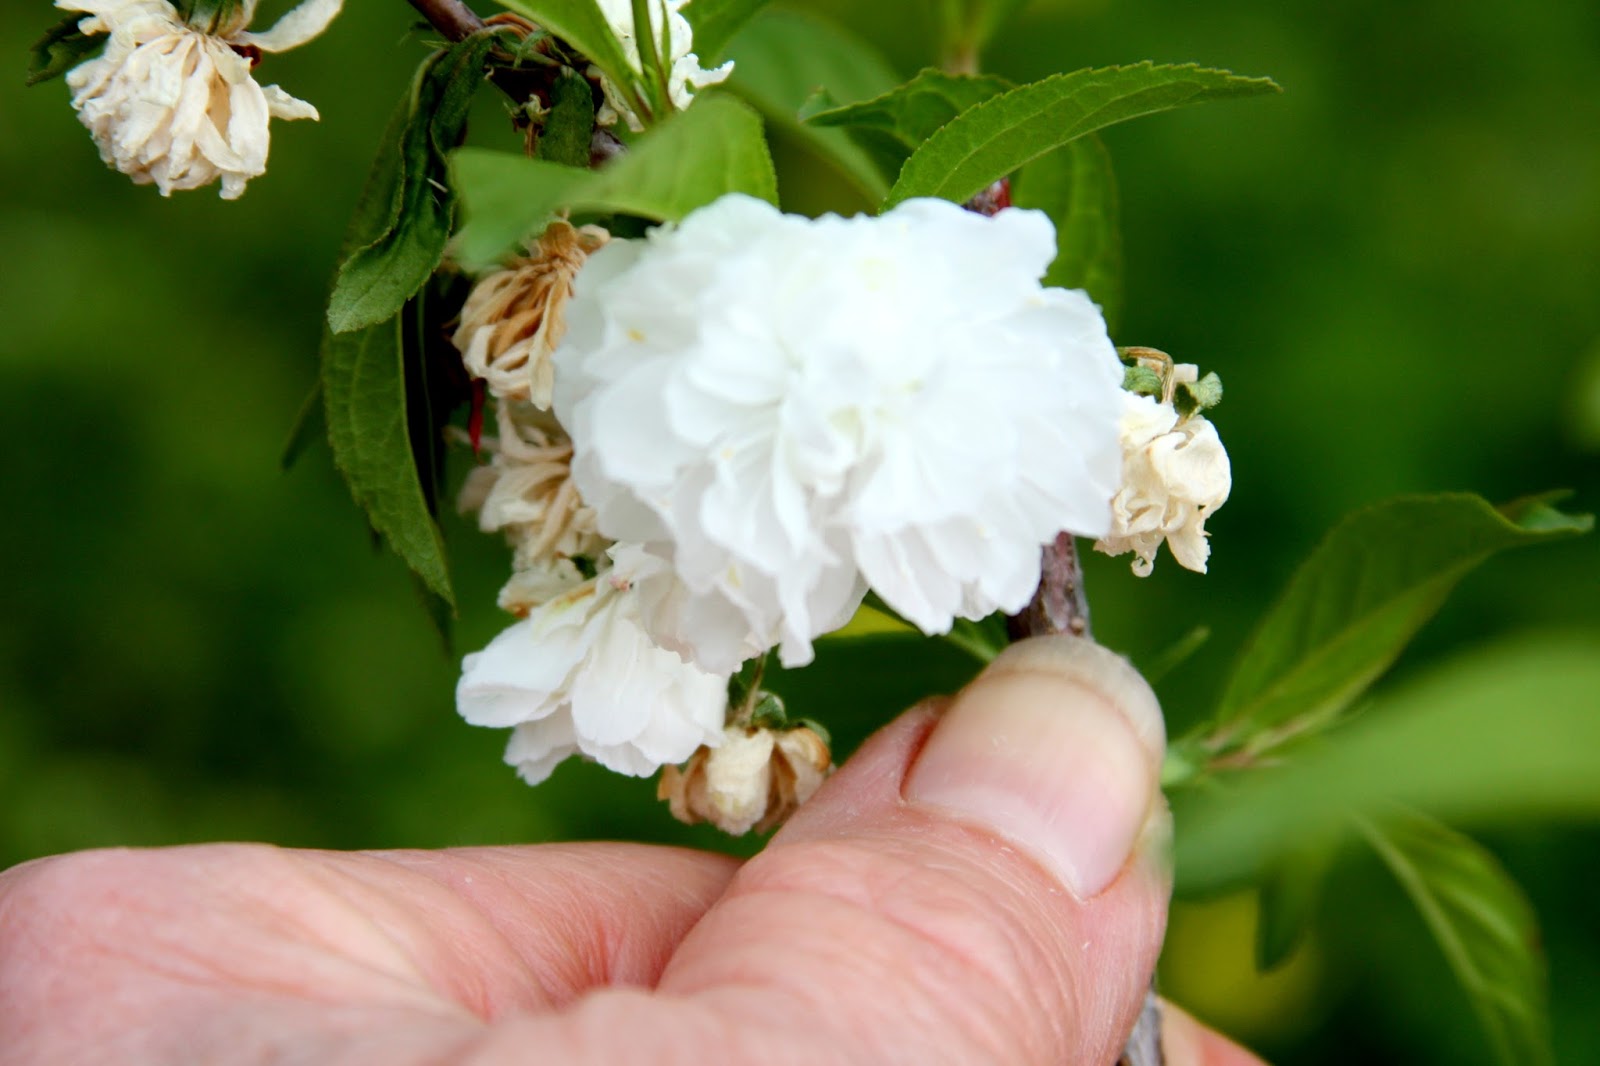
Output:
2,0,1597,1062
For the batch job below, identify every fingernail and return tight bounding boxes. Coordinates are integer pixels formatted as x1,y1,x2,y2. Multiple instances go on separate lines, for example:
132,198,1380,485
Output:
905,636,1166,899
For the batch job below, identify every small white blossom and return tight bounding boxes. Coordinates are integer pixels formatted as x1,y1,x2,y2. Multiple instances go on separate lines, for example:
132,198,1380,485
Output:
60,0,340,199
659,724,832,835
453,220,610,409
1094,391,1232,575
592,0,731,132
554,194,1125,673
456,549,727,785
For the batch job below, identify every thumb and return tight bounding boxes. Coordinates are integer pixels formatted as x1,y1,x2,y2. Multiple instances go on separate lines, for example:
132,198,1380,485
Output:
667,634,1172,1064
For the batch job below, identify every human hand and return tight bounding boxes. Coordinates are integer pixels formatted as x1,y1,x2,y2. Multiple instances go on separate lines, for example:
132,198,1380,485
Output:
0,636,1262,1065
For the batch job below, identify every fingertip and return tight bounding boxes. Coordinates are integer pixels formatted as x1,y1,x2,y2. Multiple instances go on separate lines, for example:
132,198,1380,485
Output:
1161,1002,1271,1066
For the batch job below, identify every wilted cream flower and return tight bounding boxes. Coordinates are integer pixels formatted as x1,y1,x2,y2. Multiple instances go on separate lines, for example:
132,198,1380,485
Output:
453,220,610,409
659,724,832,835
457,400,607,612
1094,390,1231,575
592,0,732,132
60,0,341,199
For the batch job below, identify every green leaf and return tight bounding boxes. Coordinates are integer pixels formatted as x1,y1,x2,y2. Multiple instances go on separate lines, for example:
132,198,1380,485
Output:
722,8,900,204
279,381,324,471
886,62,1280,208
1361,812,1551,1066
321,311,453,605
1254,830,1339,971
539,67,597,167
683,0,769,63
27,14,101,87
933,0,1028,67
804,68,1011,186
327,35,495,335
1203,493,1591,754
1010,134,1123,331
1174,634,1600,893
453,93,777,266
498,0,645,117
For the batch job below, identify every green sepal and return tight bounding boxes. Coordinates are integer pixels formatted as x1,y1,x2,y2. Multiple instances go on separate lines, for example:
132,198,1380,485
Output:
27,14,101,87
1122,364,1162,397
538,67,597,167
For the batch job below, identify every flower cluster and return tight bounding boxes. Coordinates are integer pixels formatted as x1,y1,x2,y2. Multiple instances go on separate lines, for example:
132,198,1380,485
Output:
554,194,1126,673
59,0,340,198
592,0,732,132
1094,363,1232,575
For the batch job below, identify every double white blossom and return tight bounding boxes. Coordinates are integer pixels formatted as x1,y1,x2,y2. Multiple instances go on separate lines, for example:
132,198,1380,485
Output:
592,0,732,132
554,194,1126,674
457,548,727,785
1094,389,1232,575
60,0,340,199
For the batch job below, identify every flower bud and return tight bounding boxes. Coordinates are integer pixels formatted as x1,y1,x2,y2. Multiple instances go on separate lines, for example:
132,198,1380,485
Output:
659,724,833,835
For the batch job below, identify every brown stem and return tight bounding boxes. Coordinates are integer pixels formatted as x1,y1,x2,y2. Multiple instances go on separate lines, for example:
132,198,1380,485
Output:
1006,533,1092,640
407,0,486,40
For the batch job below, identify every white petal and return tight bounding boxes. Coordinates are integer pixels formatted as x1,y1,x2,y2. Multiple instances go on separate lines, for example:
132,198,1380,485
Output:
235,0,342,52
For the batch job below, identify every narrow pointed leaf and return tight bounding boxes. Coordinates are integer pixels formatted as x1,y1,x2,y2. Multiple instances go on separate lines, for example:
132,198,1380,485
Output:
887,62,1279,207
1010,133,1123,330
1362,813,1551,1066
327,35,495,334
498,0,638,101
1206,493,1591,748
453,93,776,266
804,68,1011,185
27,14,101,86
1174,635,1600,892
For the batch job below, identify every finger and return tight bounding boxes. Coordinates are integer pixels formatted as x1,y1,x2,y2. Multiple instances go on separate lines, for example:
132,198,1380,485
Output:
0,840,738,1062
471,635,1172,1065
1161,1002,1271,1066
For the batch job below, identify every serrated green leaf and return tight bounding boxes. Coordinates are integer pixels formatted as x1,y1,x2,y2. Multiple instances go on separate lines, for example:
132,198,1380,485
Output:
887,62,1280,207
1011,133,1123,331
1201,493,1591,754
1174,634,1600,894
722,8,900,204
327,35,495,335
683,0,769,63
804,68,1011,186
453,93,777,266
1361,812,1551,1066
321,312,453,604
27,14,101,87
498,0,646,118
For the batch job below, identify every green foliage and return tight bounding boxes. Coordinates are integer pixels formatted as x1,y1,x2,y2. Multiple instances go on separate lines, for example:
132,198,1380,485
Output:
682,0,770,63
722,8,900,203
930,0,1027,66
26,14,100,87
1010,134,1123,330
804,68,1011,186
452,93,777,266
1254,831,1340,971
498,0,647,120
1173,634,1600,893
326,35,496,335
886,63,1280,208
279,382,324,471
1361,812,1551,1066
320,312,452,606
1186,494,1591,766
540,68,597,168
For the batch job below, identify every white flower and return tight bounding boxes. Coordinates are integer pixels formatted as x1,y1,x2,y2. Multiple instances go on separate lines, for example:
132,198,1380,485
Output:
1093,391,1231,575
59,0,340,199
453,220,610,409
659,724,832,835
554,194,1125,673
592,0,732,132
456,548,728,785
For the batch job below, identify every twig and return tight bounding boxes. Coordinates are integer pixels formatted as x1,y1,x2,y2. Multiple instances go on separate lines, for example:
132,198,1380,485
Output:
407,0,486,41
